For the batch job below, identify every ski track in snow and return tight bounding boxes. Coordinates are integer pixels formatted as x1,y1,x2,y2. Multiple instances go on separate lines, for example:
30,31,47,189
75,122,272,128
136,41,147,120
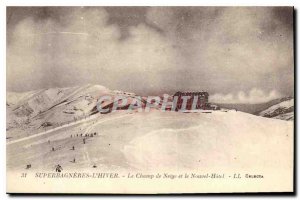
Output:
6,112,128,146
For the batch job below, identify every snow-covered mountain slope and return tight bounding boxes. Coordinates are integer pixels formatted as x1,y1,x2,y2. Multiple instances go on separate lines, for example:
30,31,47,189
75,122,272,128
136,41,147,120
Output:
7,85,107,135
259,98,294,121
7,110,293,174
6,85,148,140
122,111,293,171
215,97,293,115
7,85,294,143
6,87,294,192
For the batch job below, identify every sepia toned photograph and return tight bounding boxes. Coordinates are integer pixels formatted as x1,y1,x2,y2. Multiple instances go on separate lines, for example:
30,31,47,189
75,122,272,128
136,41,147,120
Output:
6,6,294,194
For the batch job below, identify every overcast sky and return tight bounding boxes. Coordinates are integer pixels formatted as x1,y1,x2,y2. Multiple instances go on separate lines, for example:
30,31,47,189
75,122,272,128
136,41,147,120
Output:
7,7,294,103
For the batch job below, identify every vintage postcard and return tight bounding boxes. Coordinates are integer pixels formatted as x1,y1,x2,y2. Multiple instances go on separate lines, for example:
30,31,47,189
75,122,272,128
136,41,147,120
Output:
6,6,294,194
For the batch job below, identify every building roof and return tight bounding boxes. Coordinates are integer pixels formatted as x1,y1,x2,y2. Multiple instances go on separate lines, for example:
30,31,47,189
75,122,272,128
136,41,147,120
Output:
173,91,209,96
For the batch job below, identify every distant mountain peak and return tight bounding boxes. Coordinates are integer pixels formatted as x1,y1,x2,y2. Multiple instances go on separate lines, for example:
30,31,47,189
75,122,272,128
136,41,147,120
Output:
259,98,294,121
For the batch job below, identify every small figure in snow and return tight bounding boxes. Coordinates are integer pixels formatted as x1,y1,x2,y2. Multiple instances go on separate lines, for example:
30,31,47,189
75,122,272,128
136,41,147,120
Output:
55,164,63,172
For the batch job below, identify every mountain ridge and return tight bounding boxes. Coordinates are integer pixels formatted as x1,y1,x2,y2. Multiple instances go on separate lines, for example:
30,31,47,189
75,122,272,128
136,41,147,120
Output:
7,85,293,141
